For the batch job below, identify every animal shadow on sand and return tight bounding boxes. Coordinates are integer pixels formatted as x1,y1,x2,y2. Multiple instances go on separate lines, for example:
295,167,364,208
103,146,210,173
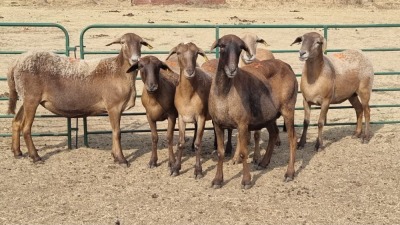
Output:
219,123,383,187
291,123,383,179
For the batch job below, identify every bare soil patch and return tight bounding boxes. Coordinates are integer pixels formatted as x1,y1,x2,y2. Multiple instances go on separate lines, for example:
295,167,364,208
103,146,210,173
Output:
0,0,399,224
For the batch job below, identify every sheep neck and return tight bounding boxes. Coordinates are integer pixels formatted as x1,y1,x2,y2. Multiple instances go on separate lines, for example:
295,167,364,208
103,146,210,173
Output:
177,69,197,98
304,53,325,84
213,62,234,96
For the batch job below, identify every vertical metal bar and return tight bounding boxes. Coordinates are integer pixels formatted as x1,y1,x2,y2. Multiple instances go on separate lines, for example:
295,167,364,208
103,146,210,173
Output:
75,118,79,148
323,25,328,55
215,26,220,58
67,118,72,149
83,117,89,147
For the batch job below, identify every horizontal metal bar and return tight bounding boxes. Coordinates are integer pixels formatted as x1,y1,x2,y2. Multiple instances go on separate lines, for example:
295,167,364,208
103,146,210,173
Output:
85,119,400,135
0,114,66,118
0,50,68,55
0,132,68,137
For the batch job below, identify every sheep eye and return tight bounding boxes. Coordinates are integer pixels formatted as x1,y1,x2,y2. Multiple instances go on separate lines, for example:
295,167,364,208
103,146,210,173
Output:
316,41,323,45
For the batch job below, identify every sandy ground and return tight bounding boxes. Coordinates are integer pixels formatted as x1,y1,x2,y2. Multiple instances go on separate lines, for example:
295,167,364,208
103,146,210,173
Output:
0,0,400,224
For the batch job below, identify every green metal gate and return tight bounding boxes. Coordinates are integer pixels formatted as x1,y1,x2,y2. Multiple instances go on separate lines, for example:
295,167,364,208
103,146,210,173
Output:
0,22,76,149
79,23,400,147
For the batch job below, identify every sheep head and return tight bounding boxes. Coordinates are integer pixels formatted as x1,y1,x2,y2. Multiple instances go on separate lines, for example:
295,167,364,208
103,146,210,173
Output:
106,33,153,65
241,32,269,64
211,34,251,78
291,32,327,61
126,56,170,93
166,42,208,79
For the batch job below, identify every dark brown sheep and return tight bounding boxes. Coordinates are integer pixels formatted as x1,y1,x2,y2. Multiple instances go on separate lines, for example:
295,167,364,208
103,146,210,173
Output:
208,34,298,189
7,33,152,165
201,32,281,165
127,55,178,169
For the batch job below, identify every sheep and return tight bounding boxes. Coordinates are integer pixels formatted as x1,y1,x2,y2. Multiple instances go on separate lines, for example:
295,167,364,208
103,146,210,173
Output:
7,33,153,166
126,55,178,169
239,32,275,67
291,32,374,151
208,34,298,189
200,32,281,165
165,42,211,179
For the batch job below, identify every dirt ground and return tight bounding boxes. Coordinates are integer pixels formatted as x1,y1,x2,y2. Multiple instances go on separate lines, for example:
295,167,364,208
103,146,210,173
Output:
0,0,400,224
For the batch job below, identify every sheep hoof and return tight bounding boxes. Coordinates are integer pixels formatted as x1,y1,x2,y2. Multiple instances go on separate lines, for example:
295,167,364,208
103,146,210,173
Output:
118,161,130,168
275,140,281,146
361,137,370,144
212,184,222,189
255,164,267,170
241,181,253,189
211,180,223,189
32,156,43,163
195,174,204,179
297,143,305,150
284,173,294,182
148,161,158,168
171,170,180,177
13,152,24,159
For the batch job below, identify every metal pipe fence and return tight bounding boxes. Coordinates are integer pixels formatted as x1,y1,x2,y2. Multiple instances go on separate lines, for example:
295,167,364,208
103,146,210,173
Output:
1,23,399,148
0,22,76,148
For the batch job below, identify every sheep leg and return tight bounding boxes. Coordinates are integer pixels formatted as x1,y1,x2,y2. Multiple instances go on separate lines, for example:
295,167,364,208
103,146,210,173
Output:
281,107,297,181
211,123,225,189
193,117,206,179
191,122,197,152
11,105,24,158
359,90,371,143
147,116,158,168
171,116,185,176
108,109,128,166
315,100,330,151
298,99,311,149
257,122,279,169
212,122,233,155
238,126,252,189
275,125,281,146
252,130,262,164
166,115,176,168
348,94,363,138
232,130,249,164
21,101,41,163
225,129,233,156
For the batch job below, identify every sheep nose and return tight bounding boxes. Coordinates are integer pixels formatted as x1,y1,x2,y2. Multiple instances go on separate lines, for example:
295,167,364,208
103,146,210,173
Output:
148,84,158,92
299,50,307,57
186,68,195,76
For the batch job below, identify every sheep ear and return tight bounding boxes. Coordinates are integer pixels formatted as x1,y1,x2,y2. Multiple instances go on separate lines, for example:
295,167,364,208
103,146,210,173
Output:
126,62,139,73
165,47,177,61
210,39,219,50
160,62,172,72
106,37,122,46
197,48,209,62
322,38,327,52
257,38,270,47
241,41,252,57
141,41,153,49
290,36,303,46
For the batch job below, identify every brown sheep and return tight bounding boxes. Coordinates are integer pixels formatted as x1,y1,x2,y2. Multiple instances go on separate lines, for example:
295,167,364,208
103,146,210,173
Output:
126,55,178,169
165,42,211,179
239,32,275,67
208,34,298,189
7,33,153,166
201,32,281,165
291,32,374,150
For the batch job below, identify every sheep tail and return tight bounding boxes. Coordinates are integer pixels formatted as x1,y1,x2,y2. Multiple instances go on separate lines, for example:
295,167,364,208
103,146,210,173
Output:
7,64,18,114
